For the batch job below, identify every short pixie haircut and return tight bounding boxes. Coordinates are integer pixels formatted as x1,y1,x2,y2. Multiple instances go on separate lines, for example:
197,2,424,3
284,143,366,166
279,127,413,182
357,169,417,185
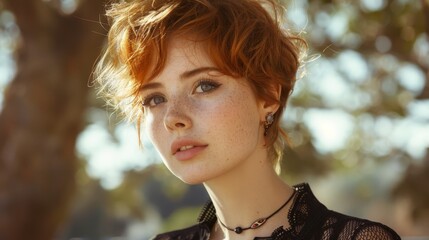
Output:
95,0,306,172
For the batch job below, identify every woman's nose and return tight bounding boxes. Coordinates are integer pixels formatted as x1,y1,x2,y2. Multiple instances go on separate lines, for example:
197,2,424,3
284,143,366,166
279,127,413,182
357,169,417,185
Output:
164,102,192,132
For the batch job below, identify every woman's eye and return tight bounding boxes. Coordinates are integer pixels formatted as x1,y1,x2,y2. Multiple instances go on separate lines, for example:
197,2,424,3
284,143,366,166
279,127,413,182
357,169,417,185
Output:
195,80,220,93
142,95,166,107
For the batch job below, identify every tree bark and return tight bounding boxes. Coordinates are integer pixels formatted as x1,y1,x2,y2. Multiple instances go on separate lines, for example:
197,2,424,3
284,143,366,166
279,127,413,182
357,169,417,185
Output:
0,0,105,239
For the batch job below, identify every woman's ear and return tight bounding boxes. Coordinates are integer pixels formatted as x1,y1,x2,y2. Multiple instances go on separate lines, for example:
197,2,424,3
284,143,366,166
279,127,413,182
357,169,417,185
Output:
259,84,282,119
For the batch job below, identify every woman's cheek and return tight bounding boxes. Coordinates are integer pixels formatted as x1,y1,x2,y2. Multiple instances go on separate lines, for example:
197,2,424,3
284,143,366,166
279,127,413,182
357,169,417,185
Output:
144,111,161,143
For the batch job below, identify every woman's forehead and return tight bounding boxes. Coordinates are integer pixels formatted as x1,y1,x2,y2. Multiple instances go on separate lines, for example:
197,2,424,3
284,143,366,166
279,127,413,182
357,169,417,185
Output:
156,37,217,75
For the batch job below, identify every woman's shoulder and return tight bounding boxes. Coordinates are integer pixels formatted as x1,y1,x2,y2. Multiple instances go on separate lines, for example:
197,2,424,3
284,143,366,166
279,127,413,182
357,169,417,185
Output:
322,209,401,240
290,183,401,239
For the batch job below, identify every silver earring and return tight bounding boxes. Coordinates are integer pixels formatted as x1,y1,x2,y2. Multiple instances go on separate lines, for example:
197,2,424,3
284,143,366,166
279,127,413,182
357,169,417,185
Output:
264,112,274,136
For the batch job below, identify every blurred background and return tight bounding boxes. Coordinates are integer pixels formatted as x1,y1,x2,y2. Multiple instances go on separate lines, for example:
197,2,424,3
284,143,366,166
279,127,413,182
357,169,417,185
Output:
0,0,428,239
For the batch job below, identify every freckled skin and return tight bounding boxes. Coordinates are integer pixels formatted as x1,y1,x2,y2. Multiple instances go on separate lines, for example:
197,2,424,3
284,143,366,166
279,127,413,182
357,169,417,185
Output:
143,37,268,184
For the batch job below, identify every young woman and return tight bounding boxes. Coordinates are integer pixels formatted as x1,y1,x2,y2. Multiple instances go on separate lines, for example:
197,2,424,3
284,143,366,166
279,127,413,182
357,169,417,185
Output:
95,0,401,239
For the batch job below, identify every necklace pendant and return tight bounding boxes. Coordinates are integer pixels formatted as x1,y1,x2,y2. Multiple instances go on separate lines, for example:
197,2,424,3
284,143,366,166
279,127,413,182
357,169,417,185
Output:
234,227,243,234
250,218,267,229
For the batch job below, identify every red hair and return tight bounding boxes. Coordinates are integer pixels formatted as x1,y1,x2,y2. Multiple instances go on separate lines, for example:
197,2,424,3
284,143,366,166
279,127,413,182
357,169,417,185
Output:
95,0,307,171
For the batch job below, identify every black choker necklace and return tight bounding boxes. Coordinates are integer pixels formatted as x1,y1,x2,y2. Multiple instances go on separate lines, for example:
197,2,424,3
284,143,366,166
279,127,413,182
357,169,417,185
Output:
217,189,296,234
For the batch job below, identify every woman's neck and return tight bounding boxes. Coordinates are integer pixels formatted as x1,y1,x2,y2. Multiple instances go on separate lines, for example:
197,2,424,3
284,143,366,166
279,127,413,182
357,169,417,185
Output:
203,152,294,239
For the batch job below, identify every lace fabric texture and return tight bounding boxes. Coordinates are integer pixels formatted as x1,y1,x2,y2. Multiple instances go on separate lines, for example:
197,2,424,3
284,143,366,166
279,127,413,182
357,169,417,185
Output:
152,183,401,240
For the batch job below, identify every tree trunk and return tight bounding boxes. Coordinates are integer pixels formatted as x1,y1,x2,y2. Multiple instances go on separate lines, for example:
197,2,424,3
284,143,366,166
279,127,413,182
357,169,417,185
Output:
0,1,105,239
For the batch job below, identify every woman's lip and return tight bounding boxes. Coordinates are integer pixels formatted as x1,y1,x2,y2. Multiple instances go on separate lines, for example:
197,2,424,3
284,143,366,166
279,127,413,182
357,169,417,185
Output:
174,145,207,161
171,139,208,161
171,139,207,155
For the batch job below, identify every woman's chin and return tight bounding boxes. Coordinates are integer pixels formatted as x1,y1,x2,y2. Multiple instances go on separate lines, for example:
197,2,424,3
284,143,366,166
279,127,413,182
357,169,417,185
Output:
175,174,207,185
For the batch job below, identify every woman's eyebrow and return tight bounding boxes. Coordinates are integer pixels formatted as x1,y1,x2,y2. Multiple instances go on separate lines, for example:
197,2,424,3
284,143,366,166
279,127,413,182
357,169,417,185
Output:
180,67,220,79
140,82,163,92
140,67,220,92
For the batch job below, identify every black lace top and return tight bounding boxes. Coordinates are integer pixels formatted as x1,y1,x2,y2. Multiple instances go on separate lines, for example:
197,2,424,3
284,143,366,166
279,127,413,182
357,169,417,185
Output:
152,183,401,240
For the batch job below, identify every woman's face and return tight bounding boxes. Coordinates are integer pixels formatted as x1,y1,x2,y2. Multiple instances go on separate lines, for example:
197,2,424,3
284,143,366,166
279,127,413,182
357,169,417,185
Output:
141,37,268,184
